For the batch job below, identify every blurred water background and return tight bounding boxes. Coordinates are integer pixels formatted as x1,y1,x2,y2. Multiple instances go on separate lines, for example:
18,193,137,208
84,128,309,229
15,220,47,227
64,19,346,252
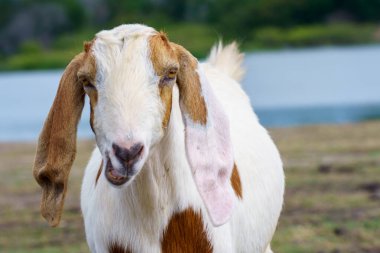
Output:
1,45,380,141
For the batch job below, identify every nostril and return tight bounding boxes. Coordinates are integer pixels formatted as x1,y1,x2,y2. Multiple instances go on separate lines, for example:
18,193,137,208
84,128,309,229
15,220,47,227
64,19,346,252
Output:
112,143,144,163
134,143,144,158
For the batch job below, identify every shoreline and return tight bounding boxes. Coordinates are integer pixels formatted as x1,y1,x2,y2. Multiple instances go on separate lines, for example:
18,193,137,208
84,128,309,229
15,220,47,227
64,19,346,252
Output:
0,119,379,144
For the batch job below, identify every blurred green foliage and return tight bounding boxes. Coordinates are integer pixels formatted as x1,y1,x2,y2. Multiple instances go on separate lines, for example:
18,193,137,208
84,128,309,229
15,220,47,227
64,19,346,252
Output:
250,23,377,48
1,0,380,70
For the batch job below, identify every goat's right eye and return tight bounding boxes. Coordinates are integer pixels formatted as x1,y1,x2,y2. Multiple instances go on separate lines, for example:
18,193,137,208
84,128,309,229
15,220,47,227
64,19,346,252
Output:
82,79,96,91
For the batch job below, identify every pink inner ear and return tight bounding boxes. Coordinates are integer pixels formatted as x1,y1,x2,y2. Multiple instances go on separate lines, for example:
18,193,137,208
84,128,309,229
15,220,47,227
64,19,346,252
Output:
182,68,236,226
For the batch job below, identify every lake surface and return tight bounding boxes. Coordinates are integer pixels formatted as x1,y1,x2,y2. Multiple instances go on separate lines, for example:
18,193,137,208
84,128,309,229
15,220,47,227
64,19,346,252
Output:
1,45,380,141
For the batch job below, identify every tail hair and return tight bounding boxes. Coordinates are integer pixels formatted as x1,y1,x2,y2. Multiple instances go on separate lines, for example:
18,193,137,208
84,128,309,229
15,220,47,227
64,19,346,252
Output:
206,41,245,82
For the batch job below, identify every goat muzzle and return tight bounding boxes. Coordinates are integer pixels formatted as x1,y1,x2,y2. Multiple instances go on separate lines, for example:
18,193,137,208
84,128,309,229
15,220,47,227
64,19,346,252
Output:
105,143,144,186
105,158,130,186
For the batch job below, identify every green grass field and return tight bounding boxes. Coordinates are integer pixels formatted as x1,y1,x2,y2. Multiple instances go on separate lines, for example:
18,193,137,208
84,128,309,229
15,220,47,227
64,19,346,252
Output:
0,121,379,252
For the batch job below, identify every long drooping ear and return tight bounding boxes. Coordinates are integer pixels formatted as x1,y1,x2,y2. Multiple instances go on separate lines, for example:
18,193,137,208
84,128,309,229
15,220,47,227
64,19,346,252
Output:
33,53,86,227
171,43,236,226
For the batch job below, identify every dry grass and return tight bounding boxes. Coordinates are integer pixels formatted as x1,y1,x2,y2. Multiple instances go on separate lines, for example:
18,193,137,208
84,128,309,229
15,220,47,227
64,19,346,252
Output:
271,121,380,253
0,121,379,252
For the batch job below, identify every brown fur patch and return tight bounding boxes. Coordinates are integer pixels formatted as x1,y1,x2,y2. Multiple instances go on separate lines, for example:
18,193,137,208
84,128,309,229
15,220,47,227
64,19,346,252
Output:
161,208,213,253
109,243,132,253
231,163,243,199
78,49,97,132
171,43,208,125
149,33,178,129
160,86,173,129
149,33,177,75
88,85,98,132
84,39,95,53
95,160,103,186
149,35,208,127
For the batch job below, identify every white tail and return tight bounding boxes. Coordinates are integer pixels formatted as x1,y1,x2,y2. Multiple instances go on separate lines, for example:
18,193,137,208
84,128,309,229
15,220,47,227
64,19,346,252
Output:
207,41,245,82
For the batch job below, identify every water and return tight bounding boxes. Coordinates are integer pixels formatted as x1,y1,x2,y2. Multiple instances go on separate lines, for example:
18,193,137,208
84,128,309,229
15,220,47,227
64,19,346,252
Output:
243,45,380,126
1,45,380,141
0,71,92,141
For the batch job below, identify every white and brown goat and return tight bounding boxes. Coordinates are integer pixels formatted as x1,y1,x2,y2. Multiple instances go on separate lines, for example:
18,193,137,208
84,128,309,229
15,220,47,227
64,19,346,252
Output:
33,24,284,253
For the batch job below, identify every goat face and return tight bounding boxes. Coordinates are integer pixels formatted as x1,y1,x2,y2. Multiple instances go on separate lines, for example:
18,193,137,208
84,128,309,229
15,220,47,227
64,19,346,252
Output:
34,24,236,227
80,25,180,186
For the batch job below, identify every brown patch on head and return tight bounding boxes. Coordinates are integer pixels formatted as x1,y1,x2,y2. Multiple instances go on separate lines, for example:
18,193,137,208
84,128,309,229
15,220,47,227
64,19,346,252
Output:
95,160,103,186
150,32,177,75
170,43,208,125
149,32,178,129
231,163,242,199
109,243,132,253
149,34,208,127
78,42,98,132
159,86,173,129
84,39,95,53
161,208,213,253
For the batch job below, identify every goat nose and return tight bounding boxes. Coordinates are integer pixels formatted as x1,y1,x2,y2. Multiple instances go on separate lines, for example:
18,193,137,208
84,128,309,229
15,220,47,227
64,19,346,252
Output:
112,143,144,164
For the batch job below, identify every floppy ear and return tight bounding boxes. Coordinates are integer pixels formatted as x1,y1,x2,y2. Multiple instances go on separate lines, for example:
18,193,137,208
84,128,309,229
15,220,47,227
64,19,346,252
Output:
172,44,236,226
33,53,86,227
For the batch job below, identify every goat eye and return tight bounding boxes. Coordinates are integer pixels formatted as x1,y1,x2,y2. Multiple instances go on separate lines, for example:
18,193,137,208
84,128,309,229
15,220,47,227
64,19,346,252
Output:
82,79,96,91
160,68,178,85
162,69,177,83
167,70,177,79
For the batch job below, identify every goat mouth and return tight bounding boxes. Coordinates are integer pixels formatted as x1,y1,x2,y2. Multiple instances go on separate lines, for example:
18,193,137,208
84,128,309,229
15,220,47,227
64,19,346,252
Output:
105,158,131,186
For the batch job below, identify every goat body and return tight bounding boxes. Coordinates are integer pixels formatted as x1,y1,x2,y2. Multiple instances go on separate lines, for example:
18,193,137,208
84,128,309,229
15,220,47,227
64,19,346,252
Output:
81,42,284,253
33,24,284,253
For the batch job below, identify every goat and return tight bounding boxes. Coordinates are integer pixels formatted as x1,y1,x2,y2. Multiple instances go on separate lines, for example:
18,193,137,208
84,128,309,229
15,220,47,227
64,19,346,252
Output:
33,24,284,253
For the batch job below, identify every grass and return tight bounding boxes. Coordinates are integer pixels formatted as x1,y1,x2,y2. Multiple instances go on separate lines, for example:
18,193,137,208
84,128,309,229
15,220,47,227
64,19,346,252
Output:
270,121,380,253
0,121,379,252
1,22,380,71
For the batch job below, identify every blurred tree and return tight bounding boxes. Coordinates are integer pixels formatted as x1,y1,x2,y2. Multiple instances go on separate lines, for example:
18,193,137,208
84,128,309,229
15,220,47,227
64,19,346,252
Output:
0,3,68,54
106,0,153,22
81,0,110,25
0,0,17,30
207,0,338,36
1,0,380,56
340,0,380,21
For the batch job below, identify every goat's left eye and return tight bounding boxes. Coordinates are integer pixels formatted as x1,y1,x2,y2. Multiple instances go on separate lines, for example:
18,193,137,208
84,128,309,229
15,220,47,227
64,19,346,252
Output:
167,70,177,79
162,69,177,83
82,79,96,91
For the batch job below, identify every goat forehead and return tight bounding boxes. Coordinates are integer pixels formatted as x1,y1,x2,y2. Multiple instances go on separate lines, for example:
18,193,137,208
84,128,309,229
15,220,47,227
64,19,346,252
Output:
92,25,159,86
96,24,156,42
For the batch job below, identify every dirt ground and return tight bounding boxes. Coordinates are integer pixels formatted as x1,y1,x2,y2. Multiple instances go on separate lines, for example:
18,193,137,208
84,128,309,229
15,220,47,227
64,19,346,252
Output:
0,121,379,253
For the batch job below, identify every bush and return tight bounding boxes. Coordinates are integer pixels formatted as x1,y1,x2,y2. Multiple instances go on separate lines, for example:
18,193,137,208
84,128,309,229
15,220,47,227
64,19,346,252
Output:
161,23,219,58
250,23,377,49
0,50,77,70
19,41,43,54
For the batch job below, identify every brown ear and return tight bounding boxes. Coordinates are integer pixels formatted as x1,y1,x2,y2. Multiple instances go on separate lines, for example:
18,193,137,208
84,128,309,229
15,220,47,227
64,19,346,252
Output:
33,53,85,227
171,43,236,226
170,43,208,124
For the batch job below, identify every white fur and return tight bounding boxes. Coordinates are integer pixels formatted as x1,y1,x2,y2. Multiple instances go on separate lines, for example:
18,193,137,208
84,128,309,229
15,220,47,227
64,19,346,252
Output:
207,41,245,82
91,24,163,181
81,24,284,253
